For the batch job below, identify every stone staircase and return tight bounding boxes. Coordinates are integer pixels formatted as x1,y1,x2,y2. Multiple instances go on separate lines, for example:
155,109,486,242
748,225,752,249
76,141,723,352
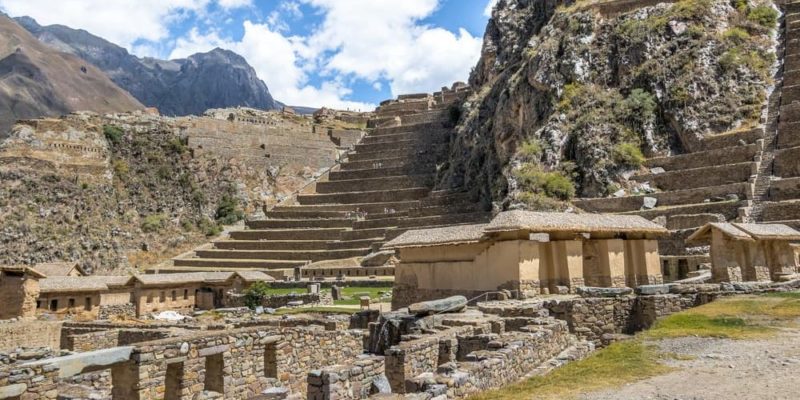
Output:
750,1,800,230
167,87,492,279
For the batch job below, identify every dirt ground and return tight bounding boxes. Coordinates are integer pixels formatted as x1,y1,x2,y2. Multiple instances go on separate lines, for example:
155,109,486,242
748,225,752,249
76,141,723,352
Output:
579,328,800,400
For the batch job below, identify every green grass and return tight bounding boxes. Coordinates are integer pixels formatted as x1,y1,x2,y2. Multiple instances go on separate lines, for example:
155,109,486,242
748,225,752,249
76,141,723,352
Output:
253,285,393,306
469,292,800,399
468,340,670,400
272,306,357,315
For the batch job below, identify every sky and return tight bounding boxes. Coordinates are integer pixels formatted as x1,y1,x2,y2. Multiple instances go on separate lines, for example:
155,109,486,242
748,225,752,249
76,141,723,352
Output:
0,0,499,110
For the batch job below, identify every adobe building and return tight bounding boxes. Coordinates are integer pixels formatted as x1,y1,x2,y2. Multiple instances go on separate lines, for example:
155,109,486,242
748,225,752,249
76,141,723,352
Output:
0,266,44,320
386,211,667,308
687,222,800,282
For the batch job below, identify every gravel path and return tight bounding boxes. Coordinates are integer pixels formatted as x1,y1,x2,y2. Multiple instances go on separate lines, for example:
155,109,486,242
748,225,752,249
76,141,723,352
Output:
578,328,800,400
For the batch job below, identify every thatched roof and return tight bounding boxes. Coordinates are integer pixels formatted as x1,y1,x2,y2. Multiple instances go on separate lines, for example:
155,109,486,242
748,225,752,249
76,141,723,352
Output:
32,262,86,277
485,211,667,235
384,223,488,249
733,223,800,240
39,276,133,293
687,222,800,243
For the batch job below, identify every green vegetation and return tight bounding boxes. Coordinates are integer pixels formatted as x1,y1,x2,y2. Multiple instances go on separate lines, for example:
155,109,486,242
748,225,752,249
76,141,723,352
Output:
112,159,129,178
612,142,645,168
102,125,124,145
243,281,271,309
517,139,543,162
468,340,670,400
747,5,778,28
167,137,187,154
141,213,168,233
334,286,393,306
723,27,751,44
243,283,393,308
215,194,244,225
273,307,357,316
513,164,576,201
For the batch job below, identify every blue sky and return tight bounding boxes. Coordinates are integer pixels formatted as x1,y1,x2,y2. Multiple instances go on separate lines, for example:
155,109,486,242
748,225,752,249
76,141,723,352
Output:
0,0,497,110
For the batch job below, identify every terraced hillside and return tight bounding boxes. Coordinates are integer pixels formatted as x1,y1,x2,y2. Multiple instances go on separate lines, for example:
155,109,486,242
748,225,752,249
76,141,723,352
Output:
168,86,492,279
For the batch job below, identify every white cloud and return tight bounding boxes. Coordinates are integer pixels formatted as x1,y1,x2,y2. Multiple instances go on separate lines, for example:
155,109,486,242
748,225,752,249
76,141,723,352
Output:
217,0,252,9
484,0,498,17
0,0,211,50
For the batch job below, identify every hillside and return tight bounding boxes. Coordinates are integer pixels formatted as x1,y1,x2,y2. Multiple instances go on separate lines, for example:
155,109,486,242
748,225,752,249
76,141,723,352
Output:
0,15,143,135
16,16,280,116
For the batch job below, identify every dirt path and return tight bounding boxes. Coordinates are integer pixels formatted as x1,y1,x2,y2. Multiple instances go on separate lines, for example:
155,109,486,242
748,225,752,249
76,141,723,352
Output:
579,328,800,400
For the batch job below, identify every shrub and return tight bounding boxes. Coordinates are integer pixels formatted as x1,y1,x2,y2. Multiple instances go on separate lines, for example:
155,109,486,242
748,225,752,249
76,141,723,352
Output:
168,137,187,154
103,125,124,145
215,195,244,225
112,159,129,177
612,142,645,167
243,281,272,309
513,164,576,201
748,5,778,28
621,89,657,129
517,139,543,162
141,213,167,233
722,27,750,44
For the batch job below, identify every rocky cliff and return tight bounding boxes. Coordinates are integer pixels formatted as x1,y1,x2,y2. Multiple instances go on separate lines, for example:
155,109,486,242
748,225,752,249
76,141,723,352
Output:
0,15,143,136
16,16,280,117
438,0,779,210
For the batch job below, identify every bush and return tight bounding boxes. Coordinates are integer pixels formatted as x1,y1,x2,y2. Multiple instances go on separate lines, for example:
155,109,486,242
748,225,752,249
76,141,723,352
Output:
243,281,272,309
748,5,778,28
722,27,750,44
141,213,167,233
167,137,187,154
103,125,124,145
517,139,543,162
513,164,576,201
215,195,244,225
112,159,129,177
612,142,645,167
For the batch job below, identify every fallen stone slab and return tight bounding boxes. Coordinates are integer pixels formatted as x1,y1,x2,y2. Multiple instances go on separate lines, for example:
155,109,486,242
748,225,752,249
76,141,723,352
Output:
635,284,672,295
408,296,467,316
21,346,134,379
576,286,633,298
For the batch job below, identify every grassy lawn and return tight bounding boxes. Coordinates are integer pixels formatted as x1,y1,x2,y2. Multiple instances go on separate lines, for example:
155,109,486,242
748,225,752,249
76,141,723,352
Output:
469,292,800,400
254,285,393,306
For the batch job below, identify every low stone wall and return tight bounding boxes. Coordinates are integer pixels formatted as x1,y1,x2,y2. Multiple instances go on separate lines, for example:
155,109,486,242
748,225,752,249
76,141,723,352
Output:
63,328,175,352
98,303,136,320
0,321,62,352
307,355,386,399
227,292,333,309
0,364,59,400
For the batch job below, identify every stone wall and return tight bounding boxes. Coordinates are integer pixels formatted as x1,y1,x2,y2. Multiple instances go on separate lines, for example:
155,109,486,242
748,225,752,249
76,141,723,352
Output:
0,364,59,400
0,272,39,320
306,355,386,400
0,321,62,352
98,303,136,320
226,292,334,309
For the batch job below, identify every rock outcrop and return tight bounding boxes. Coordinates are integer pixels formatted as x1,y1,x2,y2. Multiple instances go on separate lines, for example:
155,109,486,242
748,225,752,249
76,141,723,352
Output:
16,16,280,117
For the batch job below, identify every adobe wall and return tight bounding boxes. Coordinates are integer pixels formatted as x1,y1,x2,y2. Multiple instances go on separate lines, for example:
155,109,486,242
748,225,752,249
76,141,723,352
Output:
0,321,63,352
0,273,39,320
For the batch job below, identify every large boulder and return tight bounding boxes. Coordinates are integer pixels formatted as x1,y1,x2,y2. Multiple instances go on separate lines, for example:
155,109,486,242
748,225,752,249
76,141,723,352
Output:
408,296,468,316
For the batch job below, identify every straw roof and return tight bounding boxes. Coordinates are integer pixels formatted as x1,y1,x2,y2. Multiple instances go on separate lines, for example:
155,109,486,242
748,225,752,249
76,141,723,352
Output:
687,222,800,243
485,211,667,235
39,276,133,293
384,223,488,249
32,262,86,277
733,223,800,241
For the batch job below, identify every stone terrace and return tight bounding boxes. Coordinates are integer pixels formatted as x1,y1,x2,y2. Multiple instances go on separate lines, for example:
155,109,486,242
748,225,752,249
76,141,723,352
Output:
170,85,492,278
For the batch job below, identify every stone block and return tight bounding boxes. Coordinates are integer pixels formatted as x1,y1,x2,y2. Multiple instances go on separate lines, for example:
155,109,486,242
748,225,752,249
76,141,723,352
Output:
576,287,632,298
408,296,467,316
635,285,671,295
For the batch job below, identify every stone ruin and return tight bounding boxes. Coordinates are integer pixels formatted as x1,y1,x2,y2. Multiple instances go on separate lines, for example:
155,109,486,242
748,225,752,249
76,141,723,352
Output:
2,277,799,400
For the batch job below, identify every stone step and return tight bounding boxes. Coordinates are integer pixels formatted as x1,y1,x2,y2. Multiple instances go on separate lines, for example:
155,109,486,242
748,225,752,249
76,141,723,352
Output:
774,146,800,177
340,156,436,171
329,164,436,181
229,228,345,241
173,258,306,270
778,123,800,149
246,218,354,229
644,144,759,172
761,200,800,221
262,210,350,220
698,128,763,151
340,228,388,241
194,248,369,261
272,200,422,213
346,145,445,163
618,200,742,220
353,217,402,230
397,212,492,229
408,203,483,217
315,175,434,194
631,162,755,191
419,190,479,207
370,121,444,136
769,177,800,201
360,129,447,145
213,239,371,251
353,138,444,154
297,187,431,205
573,182,751,213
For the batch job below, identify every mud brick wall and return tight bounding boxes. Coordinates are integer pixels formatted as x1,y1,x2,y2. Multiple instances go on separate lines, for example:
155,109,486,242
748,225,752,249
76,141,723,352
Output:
307,356,385,400
0,321,63,352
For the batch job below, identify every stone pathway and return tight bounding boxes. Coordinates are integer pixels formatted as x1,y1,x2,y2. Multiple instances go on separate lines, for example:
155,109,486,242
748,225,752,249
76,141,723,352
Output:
578,328,800,400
